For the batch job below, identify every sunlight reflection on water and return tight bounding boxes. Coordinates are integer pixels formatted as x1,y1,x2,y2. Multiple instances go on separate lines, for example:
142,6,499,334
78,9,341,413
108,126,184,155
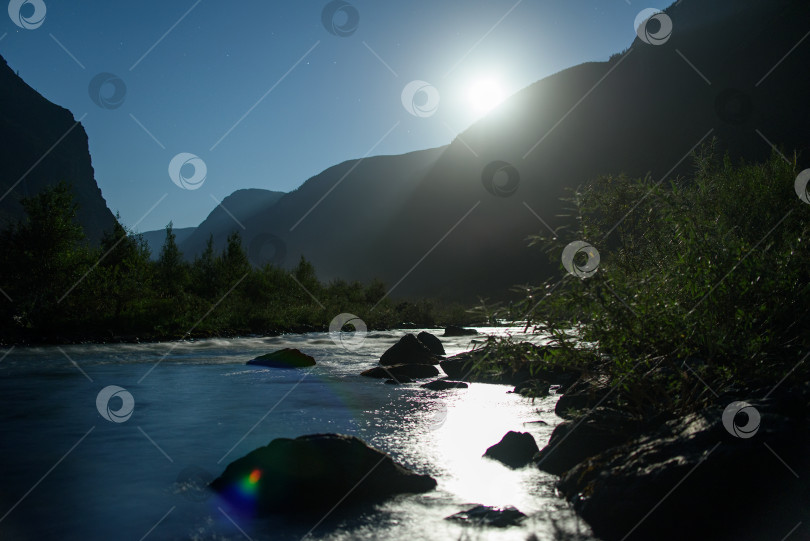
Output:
0,328,593,540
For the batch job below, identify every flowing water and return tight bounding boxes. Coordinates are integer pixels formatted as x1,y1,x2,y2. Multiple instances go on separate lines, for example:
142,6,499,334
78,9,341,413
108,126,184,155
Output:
0,328,594,540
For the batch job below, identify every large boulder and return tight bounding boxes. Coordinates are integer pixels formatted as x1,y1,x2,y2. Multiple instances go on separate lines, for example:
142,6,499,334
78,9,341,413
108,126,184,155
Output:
483,431,540,468
360,364,440,380
557,402,810,541
380,334,440,366
445,505,526,527
535,407,648,475
439,347,526,383
416,331,445,355
247,348,315,368
512,379,550,397
210,434,436,515
554,375,614,419
438,350,478,380
443,325,479,337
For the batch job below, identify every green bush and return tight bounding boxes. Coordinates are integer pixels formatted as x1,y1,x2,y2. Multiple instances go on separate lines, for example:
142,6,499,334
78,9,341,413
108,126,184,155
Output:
507,146,810,415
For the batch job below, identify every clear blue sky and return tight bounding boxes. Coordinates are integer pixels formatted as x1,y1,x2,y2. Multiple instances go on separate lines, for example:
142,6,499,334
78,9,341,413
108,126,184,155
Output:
1,0,672,232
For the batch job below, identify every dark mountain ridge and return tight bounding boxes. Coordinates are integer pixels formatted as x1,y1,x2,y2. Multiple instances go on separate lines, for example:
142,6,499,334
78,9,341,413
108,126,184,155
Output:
217,147,447,277
184,0,809,300
5,0,808,303
0,56,115,243
139,188,286,259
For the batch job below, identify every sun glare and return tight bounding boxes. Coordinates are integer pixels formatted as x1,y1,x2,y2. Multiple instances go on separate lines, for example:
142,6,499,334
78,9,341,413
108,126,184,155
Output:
468,78,506,114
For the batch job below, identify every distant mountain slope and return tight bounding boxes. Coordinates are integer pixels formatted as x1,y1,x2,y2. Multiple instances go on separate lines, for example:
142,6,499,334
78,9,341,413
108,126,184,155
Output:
219,148,447,275
179,0,810,300
377,0,810,299
0,55,115,243
138,227,195,259
178,188,285,258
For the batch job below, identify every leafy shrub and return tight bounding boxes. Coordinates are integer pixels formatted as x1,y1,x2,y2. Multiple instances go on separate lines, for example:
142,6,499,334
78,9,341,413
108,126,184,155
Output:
503,146,810,414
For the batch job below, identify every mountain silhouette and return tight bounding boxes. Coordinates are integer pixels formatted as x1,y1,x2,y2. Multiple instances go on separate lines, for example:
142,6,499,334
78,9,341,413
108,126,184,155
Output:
5,0,807,301
0,56,115,243
222,148,446,274
138,188,286,259
179,188,286,258
139,226,195,259
176,0,809,300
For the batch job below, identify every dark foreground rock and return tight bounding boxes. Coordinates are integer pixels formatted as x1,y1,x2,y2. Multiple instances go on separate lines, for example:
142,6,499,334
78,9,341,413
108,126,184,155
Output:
247,348,315,368
360,364,440,380
483,431,540,468
439,346,529,384
380,334,440,366
416,331,445,355
533,374,652,475
420,379,468,390
512,379,550,397
557,400,810,541
443,325,479,337
445,505,526,527
554,375,614,418
535,407,650,475
210,434,436,515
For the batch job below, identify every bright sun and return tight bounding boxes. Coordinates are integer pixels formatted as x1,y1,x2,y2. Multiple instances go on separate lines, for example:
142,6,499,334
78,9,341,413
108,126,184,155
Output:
468,78,505,114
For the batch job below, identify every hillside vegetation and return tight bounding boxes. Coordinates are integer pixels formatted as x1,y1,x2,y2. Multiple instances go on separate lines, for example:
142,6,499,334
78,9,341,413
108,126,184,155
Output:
0,184,472,344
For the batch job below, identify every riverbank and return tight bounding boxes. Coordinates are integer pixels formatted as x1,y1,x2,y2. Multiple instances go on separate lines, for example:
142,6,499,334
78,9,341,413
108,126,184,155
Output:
460,339,810,540
480,152,810,538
